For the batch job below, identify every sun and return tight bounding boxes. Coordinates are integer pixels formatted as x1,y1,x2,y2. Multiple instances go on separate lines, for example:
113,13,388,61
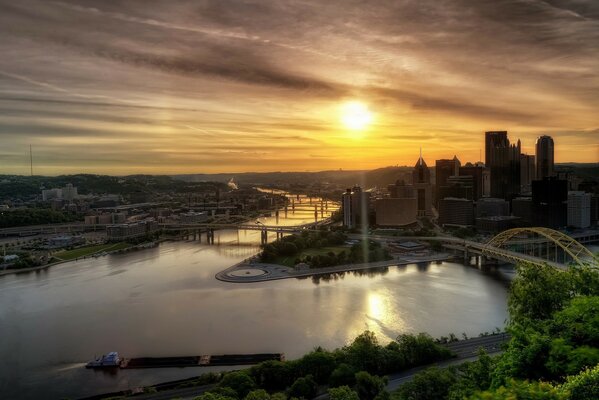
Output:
340,101,373,131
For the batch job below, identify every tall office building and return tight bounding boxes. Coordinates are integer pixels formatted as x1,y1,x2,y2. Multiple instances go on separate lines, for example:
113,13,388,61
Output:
342,189,354,228
485,131,508,167
435,156,460,205
485,131,521,199
520,154,536,194
536,135,555,180
412,154,433,217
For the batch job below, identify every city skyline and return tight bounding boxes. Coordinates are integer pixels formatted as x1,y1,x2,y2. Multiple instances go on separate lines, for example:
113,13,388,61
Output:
1,0,598,175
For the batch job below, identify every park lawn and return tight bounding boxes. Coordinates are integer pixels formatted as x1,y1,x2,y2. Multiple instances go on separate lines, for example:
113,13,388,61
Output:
273,246,349,267
54,242,130,261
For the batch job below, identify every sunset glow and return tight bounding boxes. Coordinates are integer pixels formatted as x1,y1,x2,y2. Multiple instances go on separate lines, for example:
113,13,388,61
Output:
340,101,373,133
0,1,597,175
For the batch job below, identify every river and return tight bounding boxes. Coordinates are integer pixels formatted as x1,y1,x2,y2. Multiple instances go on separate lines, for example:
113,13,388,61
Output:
0,196,510,399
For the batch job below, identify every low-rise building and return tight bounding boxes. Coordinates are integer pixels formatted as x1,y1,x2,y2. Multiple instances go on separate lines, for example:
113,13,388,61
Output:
476,216,522,233
439,197,474,227
475,198,509,218
375,198,417,227
106,219,159,242
179,211,209,224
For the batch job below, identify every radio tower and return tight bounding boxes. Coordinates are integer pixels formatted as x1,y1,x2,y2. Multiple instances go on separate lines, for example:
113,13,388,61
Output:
30,144,33,176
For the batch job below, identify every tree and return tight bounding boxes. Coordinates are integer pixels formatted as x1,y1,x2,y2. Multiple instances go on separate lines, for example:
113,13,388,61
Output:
354,371,387,400
219,371,256,399
296,349,336,384
395,333,452,367
395,367,457,400
343,331,384,374
328,386,359,400
329,363,357,388
288,375,317,399
508,264,572,323
244,389,271,400
251,360,294,391
193,393,237,400
560,364,599,400
467,379,566,400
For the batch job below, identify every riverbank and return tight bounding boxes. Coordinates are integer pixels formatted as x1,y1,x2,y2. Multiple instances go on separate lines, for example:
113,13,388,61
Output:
0,240,161,277
215,252,453,283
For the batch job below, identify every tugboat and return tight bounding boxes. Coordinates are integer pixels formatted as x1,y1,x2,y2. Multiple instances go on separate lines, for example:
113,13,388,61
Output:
86,352,121,369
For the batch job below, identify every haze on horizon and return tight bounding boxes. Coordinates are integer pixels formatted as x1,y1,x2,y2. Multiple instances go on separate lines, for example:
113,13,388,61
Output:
0,0,598,176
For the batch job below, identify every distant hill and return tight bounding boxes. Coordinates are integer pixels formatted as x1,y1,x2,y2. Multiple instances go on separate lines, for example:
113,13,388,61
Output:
174,166,415,188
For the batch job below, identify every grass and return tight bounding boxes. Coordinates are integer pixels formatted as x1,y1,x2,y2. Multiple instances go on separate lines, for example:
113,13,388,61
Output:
53,242,130,261
273,246,349,267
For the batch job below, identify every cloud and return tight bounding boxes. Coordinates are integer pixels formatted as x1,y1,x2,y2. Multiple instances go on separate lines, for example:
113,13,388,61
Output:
0,0,597,174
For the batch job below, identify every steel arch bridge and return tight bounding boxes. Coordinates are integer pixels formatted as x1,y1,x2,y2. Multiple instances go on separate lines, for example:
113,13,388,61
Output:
483,227,598,268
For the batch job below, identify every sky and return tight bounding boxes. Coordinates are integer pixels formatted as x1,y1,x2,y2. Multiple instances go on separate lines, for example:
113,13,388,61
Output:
0,0,598,175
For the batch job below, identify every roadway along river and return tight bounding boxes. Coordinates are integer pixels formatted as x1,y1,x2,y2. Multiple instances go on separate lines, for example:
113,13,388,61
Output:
0,198,510,400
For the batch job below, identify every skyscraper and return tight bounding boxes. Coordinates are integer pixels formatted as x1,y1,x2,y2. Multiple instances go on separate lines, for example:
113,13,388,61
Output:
485,131,508,167
536,135,555,180
520,153,536,193
412,153,433,217
485,131,521,199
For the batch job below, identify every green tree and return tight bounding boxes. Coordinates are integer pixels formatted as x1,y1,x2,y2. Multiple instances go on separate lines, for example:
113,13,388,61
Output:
508,264,572,323
244,389,271,400
296,349,337,384
394,367,457,400
288,375,318,399
329,363,357,388
219,371,256,399
354,371,387,400
395,333,452,367
343,331,385,374
193,392,237,400
560,364,599,400
467,379,565,400
329,386,360,400
251,360,294,391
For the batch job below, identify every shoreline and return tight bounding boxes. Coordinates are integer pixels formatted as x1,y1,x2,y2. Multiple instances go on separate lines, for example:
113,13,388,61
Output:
0,239,164,277
215,253,454,283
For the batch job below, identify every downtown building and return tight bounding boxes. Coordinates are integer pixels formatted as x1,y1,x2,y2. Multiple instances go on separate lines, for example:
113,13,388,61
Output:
536,135,555,180
567,191,591,228
485,131,521,200
375,180,418,227
412,154,433,217
342,186,370,229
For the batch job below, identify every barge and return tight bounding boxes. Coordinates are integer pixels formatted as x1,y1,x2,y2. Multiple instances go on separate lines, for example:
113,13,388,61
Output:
86,352,284,369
